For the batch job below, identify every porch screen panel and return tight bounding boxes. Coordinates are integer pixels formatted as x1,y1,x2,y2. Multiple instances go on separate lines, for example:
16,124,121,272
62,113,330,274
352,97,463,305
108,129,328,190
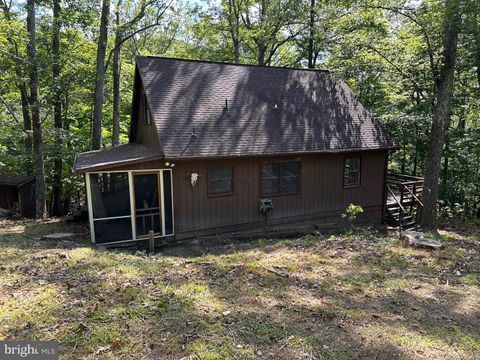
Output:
89,172,132,244
90,173,131,218
94,218,132,243
162,170,173,235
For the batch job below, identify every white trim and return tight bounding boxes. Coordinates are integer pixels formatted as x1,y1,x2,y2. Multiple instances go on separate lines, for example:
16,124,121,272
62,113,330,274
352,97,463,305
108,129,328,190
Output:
128,172,136,240
87,169,162,174
85,168,175,245
92,215,132,222
160,170,166,236
96,233,174,247
85,173,95,243
132,171,163,239
169,169,175,235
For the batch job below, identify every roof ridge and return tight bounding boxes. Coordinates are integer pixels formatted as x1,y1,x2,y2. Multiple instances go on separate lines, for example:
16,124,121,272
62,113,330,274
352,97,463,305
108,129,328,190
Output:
136,55,330,74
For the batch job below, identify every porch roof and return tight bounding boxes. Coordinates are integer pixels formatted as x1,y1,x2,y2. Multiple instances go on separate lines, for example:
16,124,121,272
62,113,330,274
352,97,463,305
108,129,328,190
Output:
0,172,35,187
74,144,163,173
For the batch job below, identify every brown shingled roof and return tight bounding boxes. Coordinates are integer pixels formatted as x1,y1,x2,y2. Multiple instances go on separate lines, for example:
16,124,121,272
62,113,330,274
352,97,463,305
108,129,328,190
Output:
74,144,163,173
135,56,398,159
0,172,35,186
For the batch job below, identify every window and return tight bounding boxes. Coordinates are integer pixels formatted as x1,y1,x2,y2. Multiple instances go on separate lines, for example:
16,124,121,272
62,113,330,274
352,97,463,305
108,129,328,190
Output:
208,166,233,196
261,161,300,195
344,158,361,188
142,94,152,125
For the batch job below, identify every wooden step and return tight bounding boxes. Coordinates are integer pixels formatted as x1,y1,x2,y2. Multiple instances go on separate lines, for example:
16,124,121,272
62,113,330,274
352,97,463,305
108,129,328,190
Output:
402,221,416,230
387,203,400,209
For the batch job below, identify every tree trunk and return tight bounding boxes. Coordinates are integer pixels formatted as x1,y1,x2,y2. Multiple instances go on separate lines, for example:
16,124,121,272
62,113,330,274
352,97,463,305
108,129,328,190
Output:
420,0,461,229
442,135,449,189
112,36,121,146
257,40,266,66
472,3,480,88
51,0,64,216
63,91,71,215
26,0,47,219
20,85,33,158
92,0,110,150
0,1,33,166
227,0,240,63
112,0,122,146
307,0,315,68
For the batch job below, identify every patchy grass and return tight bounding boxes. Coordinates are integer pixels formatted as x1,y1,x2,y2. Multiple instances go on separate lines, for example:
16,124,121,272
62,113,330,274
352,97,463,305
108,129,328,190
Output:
0,219,479,359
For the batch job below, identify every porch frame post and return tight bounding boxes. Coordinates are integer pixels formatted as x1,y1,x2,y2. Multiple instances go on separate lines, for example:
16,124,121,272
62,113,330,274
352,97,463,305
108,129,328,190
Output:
128,171,136,241
85,172,95,243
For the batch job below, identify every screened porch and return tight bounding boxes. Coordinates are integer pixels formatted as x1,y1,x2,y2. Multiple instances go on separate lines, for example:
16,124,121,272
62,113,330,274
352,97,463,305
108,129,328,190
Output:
85,169,174,245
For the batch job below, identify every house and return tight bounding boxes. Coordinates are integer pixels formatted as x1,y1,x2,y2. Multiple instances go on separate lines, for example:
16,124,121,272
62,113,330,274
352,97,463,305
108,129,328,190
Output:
74,56,399,245
0,172,36,218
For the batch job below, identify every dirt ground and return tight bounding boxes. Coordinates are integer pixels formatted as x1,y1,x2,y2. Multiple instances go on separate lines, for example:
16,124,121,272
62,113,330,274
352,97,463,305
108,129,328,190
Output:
0,219,479,359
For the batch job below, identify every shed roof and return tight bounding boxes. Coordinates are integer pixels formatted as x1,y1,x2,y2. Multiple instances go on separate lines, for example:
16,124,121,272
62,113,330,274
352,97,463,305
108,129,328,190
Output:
134,56,398,159
74,144,163,173
0,172,35,186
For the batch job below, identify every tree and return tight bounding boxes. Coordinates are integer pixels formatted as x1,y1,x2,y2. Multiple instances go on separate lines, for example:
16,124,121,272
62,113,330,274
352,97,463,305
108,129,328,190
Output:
51,0,63,216
218,0,242,62
420,0,462,229
307,0,315,68
0,0,32,162
111,0,169,146
92,0,110,150
26,0,47,218
239,0,305,66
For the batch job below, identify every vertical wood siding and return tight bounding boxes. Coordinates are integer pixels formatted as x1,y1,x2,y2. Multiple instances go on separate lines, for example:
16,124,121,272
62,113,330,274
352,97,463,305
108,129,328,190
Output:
171,151,387,234
134,87,162,148
108,150,386,236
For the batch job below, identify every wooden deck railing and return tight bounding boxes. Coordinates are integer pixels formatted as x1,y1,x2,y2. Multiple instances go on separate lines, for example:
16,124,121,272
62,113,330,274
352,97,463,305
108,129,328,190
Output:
387,173,424,207
386,173,424,229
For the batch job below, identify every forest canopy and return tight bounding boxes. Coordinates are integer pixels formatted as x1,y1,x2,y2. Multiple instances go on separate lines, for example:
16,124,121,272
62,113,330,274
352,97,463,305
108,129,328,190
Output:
0,0,478,226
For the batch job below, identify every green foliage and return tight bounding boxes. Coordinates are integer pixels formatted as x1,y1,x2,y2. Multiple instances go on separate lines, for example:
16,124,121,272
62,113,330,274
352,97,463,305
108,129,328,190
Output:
342,203,364,224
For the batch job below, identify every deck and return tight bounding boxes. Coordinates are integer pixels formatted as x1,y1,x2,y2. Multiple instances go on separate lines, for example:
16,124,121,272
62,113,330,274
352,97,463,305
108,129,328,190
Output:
386,173,424,229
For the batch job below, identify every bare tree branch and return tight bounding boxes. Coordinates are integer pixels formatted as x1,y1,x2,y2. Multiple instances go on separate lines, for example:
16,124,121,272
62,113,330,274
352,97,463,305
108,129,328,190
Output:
361,4,439,85
0,96,30,136
366,44,428,103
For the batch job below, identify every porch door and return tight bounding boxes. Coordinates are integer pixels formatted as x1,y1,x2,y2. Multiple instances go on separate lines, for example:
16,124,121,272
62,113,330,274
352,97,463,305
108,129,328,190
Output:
133,173,162,237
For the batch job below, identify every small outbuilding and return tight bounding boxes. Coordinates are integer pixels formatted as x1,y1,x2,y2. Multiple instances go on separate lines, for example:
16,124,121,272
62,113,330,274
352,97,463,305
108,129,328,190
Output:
74,56,399,245
0,172,36,218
